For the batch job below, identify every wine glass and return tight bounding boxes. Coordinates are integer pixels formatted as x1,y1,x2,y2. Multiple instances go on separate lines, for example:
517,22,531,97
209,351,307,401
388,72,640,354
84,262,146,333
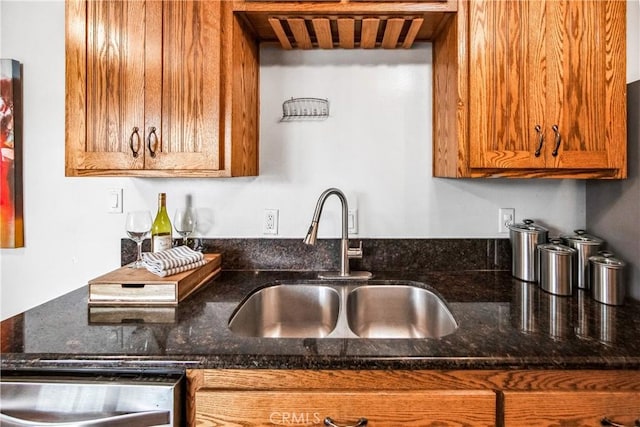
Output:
174,207,197,248
125,211,152,268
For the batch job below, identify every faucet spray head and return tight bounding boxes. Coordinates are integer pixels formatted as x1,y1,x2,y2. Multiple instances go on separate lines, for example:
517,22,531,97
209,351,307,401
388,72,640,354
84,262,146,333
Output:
303,222,319,245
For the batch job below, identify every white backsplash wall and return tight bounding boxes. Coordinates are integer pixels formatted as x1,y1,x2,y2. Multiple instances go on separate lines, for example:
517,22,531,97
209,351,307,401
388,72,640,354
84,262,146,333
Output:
629,0,640,83
1,1,638,320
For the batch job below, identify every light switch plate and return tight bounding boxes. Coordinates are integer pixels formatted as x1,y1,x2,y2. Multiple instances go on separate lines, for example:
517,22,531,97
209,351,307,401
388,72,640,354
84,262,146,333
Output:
107,188,123,214
348,209,358,234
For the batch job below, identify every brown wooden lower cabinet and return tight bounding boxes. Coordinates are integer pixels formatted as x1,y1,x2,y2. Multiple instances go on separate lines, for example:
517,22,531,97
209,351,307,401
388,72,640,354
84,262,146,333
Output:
196,390,496,426
503,391,640,427
187,370,640,427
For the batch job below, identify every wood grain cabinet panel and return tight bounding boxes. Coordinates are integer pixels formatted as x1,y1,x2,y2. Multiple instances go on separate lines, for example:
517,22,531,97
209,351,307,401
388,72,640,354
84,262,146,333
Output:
187,370,640,427
232,0,457,48
503,391,640,427
434,0,627,178
65,0,258,177
143,1,222,172
244,0,445,2
196,390,496,426
68,0,146,172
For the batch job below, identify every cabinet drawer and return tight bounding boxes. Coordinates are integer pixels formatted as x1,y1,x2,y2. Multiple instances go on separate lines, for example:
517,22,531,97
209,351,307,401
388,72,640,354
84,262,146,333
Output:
503,391,640,426
196,389,496,426
350,0,447,2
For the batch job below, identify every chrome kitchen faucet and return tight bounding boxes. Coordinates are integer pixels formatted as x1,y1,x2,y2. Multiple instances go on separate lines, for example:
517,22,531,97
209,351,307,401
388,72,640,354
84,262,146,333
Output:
303,188,372,280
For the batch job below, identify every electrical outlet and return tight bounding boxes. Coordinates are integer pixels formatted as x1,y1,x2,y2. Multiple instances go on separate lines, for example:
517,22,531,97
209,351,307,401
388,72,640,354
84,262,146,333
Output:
263,209,279,235
498,208,515,233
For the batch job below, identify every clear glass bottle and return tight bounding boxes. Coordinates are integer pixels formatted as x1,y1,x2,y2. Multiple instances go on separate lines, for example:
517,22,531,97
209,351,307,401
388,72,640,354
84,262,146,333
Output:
151,193,172,252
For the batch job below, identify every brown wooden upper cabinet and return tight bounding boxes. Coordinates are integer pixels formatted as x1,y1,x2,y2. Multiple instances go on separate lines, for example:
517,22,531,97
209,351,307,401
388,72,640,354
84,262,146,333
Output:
434,0,627,179
65,0,258,177
66,0,626,179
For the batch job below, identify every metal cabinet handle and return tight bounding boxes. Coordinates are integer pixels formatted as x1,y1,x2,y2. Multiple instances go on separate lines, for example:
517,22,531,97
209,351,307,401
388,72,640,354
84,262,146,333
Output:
551,124,561,157
129,127,141,158
147,126,158,158
601,417,626,426
1,409,169,427
534,124,544,157
601,417,640,427
324,417,368,427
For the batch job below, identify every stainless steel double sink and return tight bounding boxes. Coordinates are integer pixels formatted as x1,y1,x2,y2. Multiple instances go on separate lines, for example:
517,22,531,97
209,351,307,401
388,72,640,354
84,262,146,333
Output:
228,280,458,339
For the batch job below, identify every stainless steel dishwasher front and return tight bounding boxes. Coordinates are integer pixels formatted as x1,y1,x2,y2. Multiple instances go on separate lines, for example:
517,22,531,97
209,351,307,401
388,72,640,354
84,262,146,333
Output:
0,371,183,426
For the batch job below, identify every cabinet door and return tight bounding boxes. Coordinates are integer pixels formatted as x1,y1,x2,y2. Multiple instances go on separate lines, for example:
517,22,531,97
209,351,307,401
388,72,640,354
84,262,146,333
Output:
143,1,222,172
503,391,640,426
72,0,146,171
469,0,547,170
195,390,496,426
243,0,339,2
545,0,626,171
468,0,625,173
67,0,226,175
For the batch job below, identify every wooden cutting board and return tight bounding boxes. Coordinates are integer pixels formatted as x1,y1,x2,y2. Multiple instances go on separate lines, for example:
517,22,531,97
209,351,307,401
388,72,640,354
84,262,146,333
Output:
88,253,221,306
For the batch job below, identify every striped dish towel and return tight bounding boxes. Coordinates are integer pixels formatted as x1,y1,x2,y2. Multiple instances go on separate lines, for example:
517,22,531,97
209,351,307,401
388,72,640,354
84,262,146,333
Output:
142,246,207,277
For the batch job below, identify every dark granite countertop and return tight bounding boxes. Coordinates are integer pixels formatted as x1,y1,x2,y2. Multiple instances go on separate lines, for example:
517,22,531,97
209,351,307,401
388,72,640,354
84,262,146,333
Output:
3,267,640,372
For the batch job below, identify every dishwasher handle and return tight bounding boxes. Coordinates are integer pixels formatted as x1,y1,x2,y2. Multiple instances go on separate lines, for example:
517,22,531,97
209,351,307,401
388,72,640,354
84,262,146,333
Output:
0,410,169,427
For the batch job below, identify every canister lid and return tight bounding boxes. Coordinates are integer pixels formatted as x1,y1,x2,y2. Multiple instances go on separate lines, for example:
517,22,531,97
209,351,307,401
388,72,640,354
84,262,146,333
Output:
508,219,548,233
589,251,626,268
561,229,604,246
538,240,577,255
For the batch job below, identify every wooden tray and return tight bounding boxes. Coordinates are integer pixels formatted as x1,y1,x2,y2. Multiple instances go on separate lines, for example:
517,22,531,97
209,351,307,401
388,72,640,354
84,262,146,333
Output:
88,253,221,306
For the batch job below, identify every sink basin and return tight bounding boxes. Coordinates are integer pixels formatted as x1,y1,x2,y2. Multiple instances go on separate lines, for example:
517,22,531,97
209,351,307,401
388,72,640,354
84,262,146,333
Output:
346,285,458,339
228,284,340,338
228,281,457,339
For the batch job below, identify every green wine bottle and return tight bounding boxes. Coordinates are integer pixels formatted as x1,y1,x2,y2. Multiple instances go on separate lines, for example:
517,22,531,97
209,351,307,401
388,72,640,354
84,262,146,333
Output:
151,193,172,252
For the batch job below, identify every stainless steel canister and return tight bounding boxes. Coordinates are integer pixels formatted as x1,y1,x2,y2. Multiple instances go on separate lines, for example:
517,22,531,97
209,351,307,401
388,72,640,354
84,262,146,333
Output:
537,240,576,296
508,219,548,282
589,252,626,305
561,229,604,290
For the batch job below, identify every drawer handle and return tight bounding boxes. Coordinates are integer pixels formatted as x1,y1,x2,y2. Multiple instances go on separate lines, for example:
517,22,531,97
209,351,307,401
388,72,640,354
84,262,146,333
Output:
551,124,561,157
147,126,158,158
601,417,638,427
0,410,169,426
324,417,367,427
129,127,141,158
534,124,544,157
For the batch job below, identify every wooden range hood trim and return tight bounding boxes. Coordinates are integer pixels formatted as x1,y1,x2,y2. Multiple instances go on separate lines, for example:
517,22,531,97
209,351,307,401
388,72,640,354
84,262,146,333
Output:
267,15,426,49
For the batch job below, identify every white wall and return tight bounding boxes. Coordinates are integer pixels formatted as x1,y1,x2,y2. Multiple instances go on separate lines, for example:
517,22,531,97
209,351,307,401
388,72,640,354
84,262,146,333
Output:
629,0,640,83
0,0,637,320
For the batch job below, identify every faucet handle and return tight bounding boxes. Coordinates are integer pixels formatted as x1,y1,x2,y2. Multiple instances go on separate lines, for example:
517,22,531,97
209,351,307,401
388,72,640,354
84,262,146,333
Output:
347,241,363,259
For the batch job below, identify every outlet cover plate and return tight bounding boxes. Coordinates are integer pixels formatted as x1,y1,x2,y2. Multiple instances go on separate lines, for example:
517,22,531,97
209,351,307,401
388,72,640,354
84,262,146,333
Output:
263,209,279,235
498,208,515,233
